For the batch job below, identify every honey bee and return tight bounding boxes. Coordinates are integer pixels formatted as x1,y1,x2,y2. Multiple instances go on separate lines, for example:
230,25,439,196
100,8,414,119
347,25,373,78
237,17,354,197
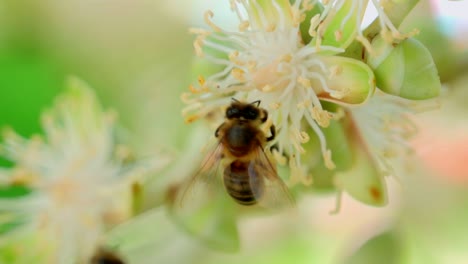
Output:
90,248,125,264
171,99,294,210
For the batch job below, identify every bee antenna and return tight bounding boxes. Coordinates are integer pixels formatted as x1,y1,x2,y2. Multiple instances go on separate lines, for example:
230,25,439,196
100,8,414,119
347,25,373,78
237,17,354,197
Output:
231,98,240,103
250,100,261,107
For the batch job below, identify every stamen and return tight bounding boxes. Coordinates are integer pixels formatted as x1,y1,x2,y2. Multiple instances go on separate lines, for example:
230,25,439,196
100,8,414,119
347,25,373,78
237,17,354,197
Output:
229,51,245,66
297,76,311,88
204,10,222,32
308,14,321,37
334,30,343,41
356,35,375,56
239,21,250,31
311,106,332,127
231,68,246,81
329,190,342,214
193,35,205,57
198,75,206,86
261,84,274,92
272,149,287,166
324,149,335,169
270,102,281,109
302,0,314,11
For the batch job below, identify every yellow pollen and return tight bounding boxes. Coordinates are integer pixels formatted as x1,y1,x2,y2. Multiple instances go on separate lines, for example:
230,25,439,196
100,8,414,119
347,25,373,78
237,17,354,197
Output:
231,68,246,81
280,54,292,63
288,157,312,186
270,102,281,109
193,36,205,57
272,150,287,166
204,10,222,32
198,75,206,86
297,76,311,88
297,99,311,109
239,21,250,31
247,60,257,72
261,84,274,92
324,149,336,169
189,28,210,35
302,0,314,10
266,23,277,32
181,92,194,104
308,14,320,37
229,51,245,66
311,106,332,127
185,115,199,124
299,131,310,143
334,30,343,41
292,140,305,154
291,8,303,27
10,169,37,186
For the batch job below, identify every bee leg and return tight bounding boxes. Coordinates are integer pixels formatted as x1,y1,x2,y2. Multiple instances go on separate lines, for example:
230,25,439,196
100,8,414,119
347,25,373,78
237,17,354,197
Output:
270,143,279,152
266,124,276,142
215,123,225,138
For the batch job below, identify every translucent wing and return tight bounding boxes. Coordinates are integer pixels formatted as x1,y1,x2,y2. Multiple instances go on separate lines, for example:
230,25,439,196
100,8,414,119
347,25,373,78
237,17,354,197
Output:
166,141,239,251
170,141,224,209
248,146,295,210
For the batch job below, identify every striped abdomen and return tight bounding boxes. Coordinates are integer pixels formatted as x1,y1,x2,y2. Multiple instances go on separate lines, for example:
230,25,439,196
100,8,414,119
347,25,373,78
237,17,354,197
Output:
223,160,263,205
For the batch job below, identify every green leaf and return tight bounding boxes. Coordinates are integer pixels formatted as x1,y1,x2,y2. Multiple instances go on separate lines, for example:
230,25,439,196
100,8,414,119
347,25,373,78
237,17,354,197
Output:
0,185,32,198
367,37,441,100
0,51,63,137
0,214,28,236
315,56,375,105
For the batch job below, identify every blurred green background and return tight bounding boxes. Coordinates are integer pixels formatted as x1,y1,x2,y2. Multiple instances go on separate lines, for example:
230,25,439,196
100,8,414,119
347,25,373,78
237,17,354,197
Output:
1,0,468,263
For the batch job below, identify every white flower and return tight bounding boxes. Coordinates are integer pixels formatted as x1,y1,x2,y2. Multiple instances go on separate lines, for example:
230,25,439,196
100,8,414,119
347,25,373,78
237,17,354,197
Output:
183,0,375,185
349,90,433,178
0,77,170,263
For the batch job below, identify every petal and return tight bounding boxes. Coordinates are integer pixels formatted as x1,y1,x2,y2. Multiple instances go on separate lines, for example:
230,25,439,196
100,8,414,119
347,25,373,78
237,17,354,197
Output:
323,118,353,171
310,0,369,51
334,126,388,206
366,37,441,100
300,118,353,191
314,56,375,105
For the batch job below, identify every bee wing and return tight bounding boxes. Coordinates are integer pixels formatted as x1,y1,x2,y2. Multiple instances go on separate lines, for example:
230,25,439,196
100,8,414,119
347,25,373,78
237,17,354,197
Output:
248,146,295,210
167,141,239,251
170,141,225,208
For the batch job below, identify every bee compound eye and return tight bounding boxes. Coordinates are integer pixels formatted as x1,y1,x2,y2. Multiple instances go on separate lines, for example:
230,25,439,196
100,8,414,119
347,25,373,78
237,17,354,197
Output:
226,107,239,118
244,107,259,120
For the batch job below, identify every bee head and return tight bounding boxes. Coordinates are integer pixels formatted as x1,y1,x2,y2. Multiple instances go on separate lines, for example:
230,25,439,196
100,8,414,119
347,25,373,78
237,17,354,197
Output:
226,99,266,122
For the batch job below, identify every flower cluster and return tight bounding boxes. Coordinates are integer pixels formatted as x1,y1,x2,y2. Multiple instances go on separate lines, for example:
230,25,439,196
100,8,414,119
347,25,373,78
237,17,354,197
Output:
182,0,441,206
0,78,170,263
